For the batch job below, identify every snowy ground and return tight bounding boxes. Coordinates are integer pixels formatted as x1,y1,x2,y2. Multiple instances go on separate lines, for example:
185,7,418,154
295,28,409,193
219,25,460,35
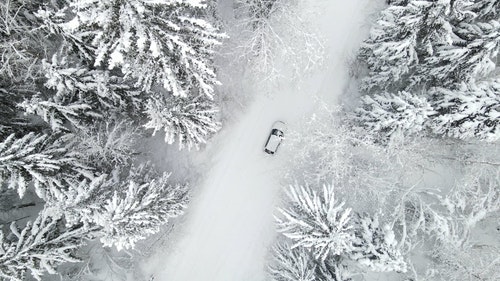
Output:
141,1,379,280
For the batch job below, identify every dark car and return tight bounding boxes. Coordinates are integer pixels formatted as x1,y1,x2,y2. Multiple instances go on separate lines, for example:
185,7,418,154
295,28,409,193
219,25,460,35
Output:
264,121,286,154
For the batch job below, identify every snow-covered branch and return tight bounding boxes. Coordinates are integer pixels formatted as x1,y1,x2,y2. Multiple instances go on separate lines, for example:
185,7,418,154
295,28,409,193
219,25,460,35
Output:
0,210,90,281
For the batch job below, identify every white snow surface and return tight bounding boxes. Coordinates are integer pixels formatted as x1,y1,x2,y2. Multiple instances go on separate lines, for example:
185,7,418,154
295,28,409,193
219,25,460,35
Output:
142,1,379,280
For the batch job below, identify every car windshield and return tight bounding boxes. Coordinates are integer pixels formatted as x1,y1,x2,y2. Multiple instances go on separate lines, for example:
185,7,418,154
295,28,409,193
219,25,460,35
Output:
272,129,283,137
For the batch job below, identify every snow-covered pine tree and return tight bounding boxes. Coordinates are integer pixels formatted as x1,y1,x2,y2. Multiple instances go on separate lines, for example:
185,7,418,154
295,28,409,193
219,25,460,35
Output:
359,0,454,91
275,184,410,277
18,95,98,132
349,215,407,273
420,16,500,86
60,0,224,97
0,132,92,198
268,241,317,281
144,94,220,150
429,79,500,141
269,239,354,281
0,1,102,134
42,174,107,230
75,121,140,169
16,57,110,133
0,88,35,138
355,91,436,139
0,209,91,281
276,184,355,261
386,0,409,5
34,6,95,63
43,166,189,250
0,0,47,81
414,0,454,57
316,259,353,281
363,0,499,90
40,54,143,115
94,172,189,250
471,0,499,20
358,3,419,91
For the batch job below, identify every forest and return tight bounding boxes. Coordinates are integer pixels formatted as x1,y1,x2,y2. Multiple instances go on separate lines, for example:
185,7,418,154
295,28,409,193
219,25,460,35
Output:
273,0,499,280
0,0,498,281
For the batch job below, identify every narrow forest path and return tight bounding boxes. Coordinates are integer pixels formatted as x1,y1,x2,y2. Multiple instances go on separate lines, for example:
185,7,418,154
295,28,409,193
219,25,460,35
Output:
141,1,378,280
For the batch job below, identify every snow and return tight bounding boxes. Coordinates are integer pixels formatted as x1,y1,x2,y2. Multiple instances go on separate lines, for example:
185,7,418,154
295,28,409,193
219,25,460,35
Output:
150,39,161,58
141,1,380,280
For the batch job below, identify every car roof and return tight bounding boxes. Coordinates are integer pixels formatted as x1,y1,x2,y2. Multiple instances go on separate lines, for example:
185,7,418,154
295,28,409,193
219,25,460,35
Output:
266,134,282,150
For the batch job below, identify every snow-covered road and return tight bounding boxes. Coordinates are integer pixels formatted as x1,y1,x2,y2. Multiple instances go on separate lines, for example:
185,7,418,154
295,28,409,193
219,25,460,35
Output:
142,1,377,280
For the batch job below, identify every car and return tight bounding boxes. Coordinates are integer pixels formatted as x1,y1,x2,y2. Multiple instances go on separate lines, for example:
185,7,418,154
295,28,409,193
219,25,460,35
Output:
264,121,286,155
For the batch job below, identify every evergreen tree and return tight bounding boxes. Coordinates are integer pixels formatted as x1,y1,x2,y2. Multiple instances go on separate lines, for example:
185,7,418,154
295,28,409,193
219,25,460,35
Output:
357,0,500,142
0,88,35,138
75,121,140,169
430,79,500,141
316,259,353,281
361,0,499,91
0,133,92,198
0,210,90,281
350,215,407,272
19,95,97,132
359,0,454,91
42,175,108,229
40,55,143,114
471,0,499,20
95,172,188,250
276,184,355,261
355,91,436,139
0,0,48,81
44,167,189,250
35,6,95,62
59,0,224,97
144,94,221,150
420,16,500,86
268,241,317,281
269,240,354,281
275,184,406,279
